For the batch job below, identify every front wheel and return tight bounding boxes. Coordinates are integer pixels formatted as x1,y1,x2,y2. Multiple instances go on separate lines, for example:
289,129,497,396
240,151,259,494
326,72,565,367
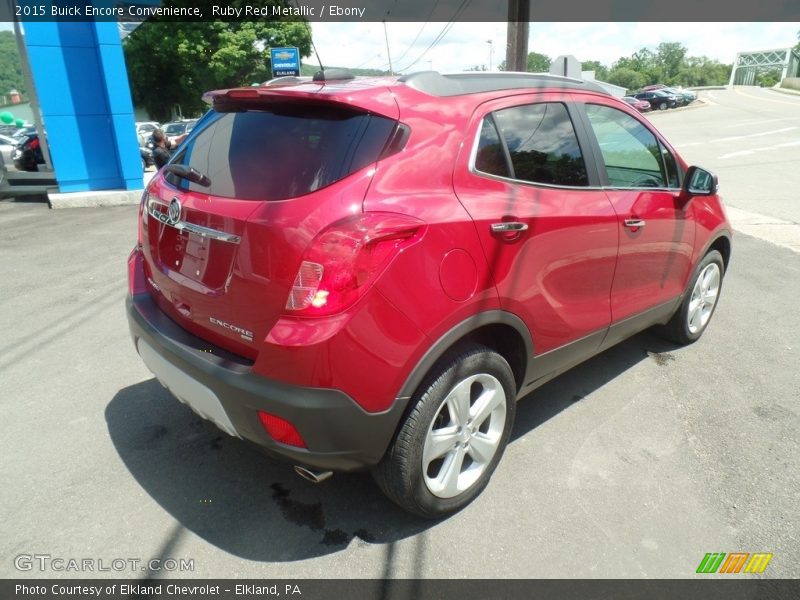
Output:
658,250,725,345
373,344,516,518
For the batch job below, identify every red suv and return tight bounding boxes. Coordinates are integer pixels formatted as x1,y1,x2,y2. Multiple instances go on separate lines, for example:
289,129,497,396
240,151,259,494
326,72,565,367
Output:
127,72,731,517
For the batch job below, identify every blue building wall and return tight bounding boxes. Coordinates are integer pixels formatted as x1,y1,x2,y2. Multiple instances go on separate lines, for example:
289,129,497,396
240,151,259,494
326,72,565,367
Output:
23,19,142,192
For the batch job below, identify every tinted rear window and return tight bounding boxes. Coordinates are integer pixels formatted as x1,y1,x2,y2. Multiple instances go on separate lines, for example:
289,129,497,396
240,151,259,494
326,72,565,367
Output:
165,105,396,201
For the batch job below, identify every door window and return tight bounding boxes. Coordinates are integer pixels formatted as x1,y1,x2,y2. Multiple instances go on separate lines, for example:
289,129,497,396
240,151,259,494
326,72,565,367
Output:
585,104,671,188
477,102,588,187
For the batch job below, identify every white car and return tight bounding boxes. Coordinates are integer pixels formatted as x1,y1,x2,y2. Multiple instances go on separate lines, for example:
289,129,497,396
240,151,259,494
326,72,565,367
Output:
0,134,18,167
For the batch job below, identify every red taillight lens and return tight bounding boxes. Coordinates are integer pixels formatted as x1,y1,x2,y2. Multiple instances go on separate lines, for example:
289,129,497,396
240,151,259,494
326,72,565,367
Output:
285,213,425,316
227,88,260,99
257,411,306,448
29,137,40,150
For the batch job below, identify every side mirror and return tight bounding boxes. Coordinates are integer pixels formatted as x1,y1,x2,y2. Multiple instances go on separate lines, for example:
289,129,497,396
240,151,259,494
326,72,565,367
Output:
683,166,718,196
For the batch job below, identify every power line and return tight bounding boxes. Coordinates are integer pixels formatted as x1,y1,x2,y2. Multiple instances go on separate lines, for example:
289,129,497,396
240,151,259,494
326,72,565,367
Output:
395,0,473,73
390,0,442,66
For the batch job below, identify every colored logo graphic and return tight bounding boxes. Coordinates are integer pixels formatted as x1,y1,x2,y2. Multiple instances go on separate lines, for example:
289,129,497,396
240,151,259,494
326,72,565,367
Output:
696,552,773,574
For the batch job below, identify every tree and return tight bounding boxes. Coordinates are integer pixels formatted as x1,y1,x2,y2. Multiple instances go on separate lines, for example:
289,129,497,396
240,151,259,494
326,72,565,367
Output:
123,2,311,121
0,31,27,98
580,60,609,81
675,57,731,87
466,65,488,72
655,42,688,83
605,67,646,92
499,51,551,73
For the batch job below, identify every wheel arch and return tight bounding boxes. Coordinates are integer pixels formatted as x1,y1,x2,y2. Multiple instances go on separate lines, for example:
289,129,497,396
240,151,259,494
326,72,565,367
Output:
396,310,533,403
707,231,732,271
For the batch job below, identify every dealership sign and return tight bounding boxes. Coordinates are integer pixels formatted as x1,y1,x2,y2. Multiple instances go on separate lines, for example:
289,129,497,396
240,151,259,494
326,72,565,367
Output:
270,47,300,77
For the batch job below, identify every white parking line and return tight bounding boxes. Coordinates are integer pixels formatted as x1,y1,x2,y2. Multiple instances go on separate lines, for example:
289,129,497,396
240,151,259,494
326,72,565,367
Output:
719,139,800,159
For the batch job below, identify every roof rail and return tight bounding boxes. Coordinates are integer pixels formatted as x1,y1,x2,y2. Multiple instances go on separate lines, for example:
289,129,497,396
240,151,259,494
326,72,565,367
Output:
398,71,610,97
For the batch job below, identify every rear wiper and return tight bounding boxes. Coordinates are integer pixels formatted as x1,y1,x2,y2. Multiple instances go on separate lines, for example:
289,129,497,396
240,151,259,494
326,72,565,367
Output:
163,164,211,187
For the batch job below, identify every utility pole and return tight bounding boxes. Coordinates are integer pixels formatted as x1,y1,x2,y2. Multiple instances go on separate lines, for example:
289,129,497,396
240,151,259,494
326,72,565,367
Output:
487,40,493,71
383,21,394,75
505,0,529,72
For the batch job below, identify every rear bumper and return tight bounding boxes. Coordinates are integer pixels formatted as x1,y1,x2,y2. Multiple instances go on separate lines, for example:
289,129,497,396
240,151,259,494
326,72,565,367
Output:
126,293,406,472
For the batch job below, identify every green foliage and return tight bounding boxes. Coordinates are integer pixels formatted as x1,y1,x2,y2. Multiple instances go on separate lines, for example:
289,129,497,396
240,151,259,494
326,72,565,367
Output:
498,51,551,73
586,42,732,92
0,31,26,99
675,57,732,87
526,52,552,73
580,60,608,81
605,67,646,92
123,1,311,121
755,69,781,87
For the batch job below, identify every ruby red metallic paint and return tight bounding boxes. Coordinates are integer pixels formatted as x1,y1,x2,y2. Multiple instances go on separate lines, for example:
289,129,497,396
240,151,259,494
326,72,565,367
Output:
127,73,731,514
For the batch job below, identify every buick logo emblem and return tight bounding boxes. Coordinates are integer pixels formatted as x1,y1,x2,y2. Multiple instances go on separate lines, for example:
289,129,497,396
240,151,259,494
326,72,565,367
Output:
167,198,182,225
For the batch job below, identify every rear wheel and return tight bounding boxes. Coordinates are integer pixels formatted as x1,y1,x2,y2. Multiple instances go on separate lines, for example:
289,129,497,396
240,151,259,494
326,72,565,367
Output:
373,344,516,518
659,102,668,110
658,250,724,345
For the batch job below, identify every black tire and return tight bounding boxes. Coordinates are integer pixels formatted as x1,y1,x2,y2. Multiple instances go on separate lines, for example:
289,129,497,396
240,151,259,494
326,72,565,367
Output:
659,102,668,110
657,250,725,345
373,344,516,518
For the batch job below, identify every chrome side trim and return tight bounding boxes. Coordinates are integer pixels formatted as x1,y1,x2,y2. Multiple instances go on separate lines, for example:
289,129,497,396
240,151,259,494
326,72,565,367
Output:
147,203,241,244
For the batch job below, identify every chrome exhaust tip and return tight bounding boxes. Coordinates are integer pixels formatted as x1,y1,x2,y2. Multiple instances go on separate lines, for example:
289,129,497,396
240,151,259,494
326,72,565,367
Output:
294,465,333,484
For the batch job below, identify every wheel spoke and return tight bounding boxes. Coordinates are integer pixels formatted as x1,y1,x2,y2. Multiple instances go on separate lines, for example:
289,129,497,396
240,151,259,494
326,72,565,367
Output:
423,427,459,466
468,433,498,464
688,300,702,331
702,268,713,291
446,383,471,428
440,446,467,497
470,384,503,428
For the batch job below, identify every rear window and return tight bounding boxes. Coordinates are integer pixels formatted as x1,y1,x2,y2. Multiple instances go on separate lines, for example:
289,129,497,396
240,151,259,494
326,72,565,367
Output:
165,105,396,201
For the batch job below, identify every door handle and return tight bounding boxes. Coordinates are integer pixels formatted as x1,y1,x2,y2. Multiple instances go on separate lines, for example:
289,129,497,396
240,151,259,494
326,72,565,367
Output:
491,222,528,233
624,219,646,229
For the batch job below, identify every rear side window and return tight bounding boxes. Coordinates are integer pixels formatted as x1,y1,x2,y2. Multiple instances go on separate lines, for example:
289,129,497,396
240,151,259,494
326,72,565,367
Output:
475,116,511,178
166,105,396,201
490,102,588,187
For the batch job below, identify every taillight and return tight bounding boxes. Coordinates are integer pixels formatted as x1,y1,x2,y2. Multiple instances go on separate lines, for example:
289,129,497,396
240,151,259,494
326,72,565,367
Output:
258,411,306,448
285,213,425,316
29,137,39,150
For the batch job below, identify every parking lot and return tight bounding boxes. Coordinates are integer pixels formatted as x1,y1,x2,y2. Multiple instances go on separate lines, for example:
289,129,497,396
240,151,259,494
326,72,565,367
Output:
1,87,798,579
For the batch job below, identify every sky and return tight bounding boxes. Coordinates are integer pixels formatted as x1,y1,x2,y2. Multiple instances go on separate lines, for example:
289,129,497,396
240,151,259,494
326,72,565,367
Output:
308,22,800,73
1,20,797,74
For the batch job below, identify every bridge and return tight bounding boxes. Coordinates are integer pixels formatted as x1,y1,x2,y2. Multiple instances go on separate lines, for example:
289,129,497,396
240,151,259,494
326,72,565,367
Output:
729,47,800,85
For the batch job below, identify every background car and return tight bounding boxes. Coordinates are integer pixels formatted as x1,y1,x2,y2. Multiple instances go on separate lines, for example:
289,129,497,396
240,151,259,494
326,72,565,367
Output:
662,87,696,105
0,133,18,166
621,96,651,112
634,90,678,110
140,146,153,171
640,83,666,92
162,121,189,146
135,121,160,146
13,132,44,171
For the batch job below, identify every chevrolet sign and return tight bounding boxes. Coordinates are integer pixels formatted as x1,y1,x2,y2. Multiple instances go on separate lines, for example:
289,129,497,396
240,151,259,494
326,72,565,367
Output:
270,47,300,77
